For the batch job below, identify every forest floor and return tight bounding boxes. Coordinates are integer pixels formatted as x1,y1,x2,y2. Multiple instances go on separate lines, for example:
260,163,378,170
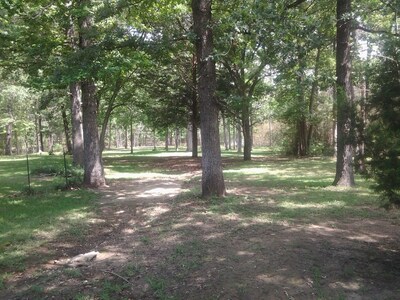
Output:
2,151,400,299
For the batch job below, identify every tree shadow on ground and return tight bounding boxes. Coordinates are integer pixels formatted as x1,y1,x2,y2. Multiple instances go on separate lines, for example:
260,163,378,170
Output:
2,155,400,299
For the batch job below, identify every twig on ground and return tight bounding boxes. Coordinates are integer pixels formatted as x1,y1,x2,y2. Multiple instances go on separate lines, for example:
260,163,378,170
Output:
101,269,132,285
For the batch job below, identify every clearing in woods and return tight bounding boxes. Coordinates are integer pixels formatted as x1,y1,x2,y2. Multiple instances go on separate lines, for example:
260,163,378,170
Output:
1,149,400,299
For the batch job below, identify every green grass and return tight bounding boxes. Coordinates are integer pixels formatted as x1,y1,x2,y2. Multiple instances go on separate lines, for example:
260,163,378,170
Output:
1,148,398,298
0,153,96,274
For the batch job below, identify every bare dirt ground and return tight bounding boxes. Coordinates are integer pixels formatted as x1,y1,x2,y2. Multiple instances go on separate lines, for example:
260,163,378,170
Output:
2,156,400,299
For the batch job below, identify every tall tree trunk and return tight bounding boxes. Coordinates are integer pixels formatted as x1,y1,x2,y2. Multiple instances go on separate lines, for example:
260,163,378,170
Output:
191,54,199,158
333,0,355,186
153,130,157,151
81,80,105,187
5,103,12,155
38,115,44,152
192,0,225,198
237,122,242,153
61,104,73,154
307,47,321,152
5,123,12,155
165,129,169,151
222,114,229,150
232,121,236,150
79,0,105,187
175,128,179,151
67,11,84,166
242,99,252,160
186,123,193,152
70,82,84,166
124,126,128,149
15,130,19,155
295,48,307,156
227,120,231,150
130,118,134,154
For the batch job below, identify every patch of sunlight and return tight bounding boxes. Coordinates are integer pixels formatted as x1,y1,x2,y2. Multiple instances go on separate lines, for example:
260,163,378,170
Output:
57,209,89,221
252,215,275,224
105,171,172,179
137,187,184,198
5,200,24,205
329,281,361,291
279,200,345,209
225,168,267,174
237,251,255,256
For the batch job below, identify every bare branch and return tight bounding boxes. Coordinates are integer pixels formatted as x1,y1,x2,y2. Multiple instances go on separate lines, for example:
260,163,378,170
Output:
286,0,308,9
356,25,400,37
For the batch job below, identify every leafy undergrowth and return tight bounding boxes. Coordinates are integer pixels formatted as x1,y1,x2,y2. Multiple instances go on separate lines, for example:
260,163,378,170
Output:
1,149,400,300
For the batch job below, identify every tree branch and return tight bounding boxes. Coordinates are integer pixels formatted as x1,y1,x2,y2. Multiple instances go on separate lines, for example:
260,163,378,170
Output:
286,0,307,9
356,25,400,37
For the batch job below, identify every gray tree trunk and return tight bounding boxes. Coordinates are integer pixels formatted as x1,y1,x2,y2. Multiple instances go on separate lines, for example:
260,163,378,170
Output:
192,0,225,198
70,82,84,166
79,0,105,187
333,0,355,186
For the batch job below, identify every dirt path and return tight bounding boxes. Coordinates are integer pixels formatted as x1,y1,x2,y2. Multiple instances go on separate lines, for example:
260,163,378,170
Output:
2,157,400,299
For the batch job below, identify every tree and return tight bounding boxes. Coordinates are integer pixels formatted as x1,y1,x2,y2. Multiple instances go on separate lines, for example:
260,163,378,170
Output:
365,36,400,206
333,0,355,186
78,0,106,187
192,0,226,198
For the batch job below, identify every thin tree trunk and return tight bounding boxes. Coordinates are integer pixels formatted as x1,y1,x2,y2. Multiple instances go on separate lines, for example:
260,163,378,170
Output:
125,126,128,149
232,121,236,150
307,47,321,152
165,129,169,151
61,104,73,154
15,130,19,155
192,0,225,198
153,130,157,151
5,102,12,155
242,100,252,160
295,48,308,156
5,123,12,155
186,123,193,152
333,0,355,186
191,54,199,158
222,114,228,150
130,118,134,154
237,122,242,153
38,115,44,152
227,120,231,150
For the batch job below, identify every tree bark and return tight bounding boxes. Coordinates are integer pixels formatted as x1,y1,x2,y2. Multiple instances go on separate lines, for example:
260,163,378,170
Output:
130,118,134,154
81,80,106,187
5,123,12,155
192,0,225,198
307,47,321,152
242,99,252,160
79,0,105,187
191,54,199,158
38,115,44,152
5,103,12,155
70,82,84,166
186,123,193,152
61,104,73,154
237,122,242,153
333,0,355,186
165,129,169,151
227,120,231,150
222,114,229,150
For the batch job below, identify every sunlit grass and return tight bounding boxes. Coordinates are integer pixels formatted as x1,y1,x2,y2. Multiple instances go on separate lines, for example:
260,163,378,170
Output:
0,154,96,273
